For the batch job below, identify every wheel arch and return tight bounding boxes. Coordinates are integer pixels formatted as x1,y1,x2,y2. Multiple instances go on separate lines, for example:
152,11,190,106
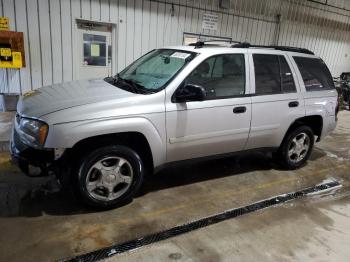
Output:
47,117,166,168
283,115,323,145
67,132,154,173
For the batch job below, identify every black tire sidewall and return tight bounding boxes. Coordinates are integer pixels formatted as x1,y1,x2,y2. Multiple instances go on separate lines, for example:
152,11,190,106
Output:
279,126,314,170
74,145,144,209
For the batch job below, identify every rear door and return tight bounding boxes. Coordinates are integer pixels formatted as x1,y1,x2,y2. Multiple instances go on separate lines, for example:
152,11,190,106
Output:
246,51,305,149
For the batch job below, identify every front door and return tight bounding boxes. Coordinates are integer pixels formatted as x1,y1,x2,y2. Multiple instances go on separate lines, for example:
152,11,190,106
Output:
76,26,112,80
166,52,252,162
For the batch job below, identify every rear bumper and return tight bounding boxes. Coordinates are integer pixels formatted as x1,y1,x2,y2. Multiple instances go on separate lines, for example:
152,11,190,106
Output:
10,125,55,177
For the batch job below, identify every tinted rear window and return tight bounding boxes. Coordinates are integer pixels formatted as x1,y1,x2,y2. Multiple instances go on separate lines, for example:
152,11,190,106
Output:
253,54,296,94
293,57,334,91
253,54,281,94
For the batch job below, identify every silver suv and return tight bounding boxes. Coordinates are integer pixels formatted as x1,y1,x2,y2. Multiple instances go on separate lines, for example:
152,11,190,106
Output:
10,42,338,208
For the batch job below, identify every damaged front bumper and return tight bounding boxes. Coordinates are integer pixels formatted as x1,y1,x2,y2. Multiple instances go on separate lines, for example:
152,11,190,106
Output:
10,125,55,177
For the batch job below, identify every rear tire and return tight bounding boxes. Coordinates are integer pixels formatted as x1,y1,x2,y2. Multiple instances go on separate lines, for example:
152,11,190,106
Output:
72,145,144,209
277,126,314,170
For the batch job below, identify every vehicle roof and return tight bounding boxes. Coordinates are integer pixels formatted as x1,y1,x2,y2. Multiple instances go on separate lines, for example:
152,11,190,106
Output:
163,45,319,58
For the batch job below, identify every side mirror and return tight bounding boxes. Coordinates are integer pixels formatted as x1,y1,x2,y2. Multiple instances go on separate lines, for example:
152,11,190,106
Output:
174,84,206,103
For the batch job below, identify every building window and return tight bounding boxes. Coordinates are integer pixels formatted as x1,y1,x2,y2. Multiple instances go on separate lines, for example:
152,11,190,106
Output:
83,33,107,66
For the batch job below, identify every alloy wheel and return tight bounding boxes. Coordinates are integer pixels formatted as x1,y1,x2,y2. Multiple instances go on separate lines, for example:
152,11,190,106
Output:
85,156,133,201
287,132,310,163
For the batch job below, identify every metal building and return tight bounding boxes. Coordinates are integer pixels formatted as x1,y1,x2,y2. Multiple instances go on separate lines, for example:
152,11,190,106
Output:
1,0,350,95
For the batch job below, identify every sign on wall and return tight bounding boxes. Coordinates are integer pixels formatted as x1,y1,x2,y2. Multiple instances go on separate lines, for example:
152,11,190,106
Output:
0,17,9,31
202,13,219,31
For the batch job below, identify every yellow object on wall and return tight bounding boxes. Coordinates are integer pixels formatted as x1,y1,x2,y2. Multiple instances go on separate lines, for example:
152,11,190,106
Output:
0,30,25,68
0,17,9,31
0,47,11,57
0,51,22,68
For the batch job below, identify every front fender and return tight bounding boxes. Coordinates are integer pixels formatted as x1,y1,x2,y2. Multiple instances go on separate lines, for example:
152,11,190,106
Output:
45,115,166,167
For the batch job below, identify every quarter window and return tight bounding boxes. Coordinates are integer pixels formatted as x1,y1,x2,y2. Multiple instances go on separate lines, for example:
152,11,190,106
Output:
253,54,296,94
293,57,335,91
185,54,245,99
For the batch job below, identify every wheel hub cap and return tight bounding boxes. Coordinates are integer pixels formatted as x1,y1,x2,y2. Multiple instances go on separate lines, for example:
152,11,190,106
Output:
85,156,134,202
288,132,310,163
104,174,117,184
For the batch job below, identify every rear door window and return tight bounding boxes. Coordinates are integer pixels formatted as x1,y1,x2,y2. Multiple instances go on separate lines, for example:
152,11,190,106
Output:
293,57,335,91
253,54,296,94
253,54,281,94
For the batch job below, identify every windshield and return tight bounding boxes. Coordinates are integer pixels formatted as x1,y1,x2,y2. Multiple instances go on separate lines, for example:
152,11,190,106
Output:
115,49,196,92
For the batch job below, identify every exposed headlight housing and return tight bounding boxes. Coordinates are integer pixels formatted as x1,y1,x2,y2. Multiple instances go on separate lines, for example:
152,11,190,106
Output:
17,116,49,148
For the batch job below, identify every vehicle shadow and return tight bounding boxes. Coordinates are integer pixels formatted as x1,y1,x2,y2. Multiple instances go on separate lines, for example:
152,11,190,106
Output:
139,152,275,196
0,149,326,218
140,146,326,196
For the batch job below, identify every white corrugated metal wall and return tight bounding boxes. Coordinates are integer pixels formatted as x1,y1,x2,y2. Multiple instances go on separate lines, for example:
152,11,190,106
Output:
1,0,350,94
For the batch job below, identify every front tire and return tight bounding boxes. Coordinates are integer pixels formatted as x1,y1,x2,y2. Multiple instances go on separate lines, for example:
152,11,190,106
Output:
277,126,314,170
73,145,144,209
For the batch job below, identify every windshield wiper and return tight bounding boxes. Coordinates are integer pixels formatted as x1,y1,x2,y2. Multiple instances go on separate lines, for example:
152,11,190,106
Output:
104,76,118,84
118,76,156,94
105,75,139,93
106,74,154,94
119,77,141,94
129,81,156,94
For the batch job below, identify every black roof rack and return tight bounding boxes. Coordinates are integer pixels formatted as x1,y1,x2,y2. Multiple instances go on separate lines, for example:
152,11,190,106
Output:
188,41,315,55
189,40,240,49
231,42,314,55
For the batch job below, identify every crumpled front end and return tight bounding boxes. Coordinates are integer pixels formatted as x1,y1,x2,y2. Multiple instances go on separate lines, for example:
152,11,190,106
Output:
10,113,55,177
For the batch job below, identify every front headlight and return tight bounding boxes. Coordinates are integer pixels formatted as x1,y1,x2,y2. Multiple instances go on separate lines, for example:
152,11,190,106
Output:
18,117,49,147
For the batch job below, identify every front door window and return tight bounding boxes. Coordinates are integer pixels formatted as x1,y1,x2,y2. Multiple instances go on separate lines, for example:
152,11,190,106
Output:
185,54,246,99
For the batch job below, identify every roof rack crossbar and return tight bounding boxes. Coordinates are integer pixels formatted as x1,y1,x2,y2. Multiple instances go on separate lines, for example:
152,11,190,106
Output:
231,42,314,55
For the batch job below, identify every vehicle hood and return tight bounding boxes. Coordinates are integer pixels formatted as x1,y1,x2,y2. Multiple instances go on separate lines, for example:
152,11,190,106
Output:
17,79,137,118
